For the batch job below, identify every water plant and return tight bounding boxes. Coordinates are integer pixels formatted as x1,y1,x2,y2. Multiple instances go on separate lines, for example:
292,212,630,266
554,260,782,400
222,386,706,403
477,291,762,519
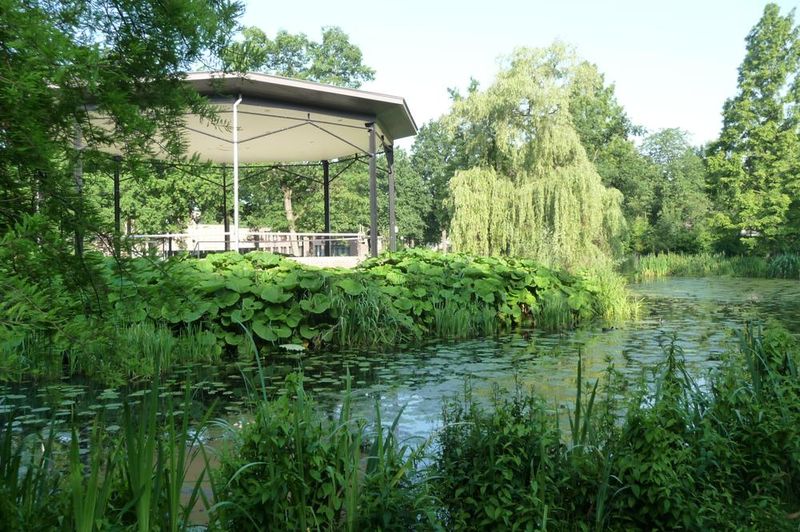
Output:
2,248,637,382
623,251,800,281
213,372,434,530
2,322,800,529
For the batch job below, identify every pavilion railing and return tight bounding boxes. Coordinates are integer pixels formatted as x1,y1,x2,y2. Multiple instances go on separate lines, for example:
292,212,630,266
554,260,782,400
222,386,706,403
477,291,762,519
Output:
126,231,377,260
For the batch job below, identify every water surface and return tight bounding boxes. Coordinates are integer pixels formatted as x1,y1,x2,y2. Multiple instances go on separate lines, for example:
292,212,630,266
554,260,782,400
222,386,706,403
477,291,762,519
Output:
3,277,799,439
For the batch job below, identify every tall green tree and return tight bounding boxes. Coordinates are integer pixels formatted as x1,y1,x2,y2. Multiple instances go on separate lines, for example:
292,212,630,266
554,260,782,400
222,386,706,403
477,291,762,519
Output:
640,129,711,253
568,61,658,231
446,44,627,268
706,3,800,253
223,26,375,87
412,52,651,249
410,117,471,244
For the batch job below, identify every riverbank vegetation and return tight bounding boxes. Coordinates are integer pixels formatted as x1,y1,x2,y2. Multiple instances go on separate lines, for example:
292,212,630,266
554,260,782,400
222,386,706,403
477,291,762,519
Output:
625,252,800,281
2,323,798,530
0,242,636,383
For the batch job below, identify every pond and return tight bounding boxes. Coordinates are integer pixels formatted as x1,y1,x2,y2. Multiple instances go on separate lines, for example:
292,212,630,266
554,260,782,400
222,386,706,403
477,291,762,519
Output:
2,277,799,440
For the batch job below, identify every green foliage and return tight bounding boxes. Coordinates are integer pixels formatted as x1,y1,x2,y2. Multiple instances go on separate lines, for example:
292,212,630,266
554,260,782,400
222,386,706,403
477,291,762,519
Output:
706,3,800,253
636,129,712,254
0,0,242,239
0,418,66,530
223,26,375,88
446,45,627,268
3,323,800,529
410,117,473,244
435,385,560,529
623,252,800,281
215,373,432,530
767,252,800,279
3,248,635,382
435,325,800,530
0,373,216,531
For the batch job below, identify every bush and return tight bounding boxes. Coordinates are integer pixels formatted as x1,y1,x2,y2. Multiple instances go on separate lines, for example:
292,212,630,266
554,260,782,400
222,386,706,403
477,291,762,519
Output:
215,374,434,531
434,386,561,529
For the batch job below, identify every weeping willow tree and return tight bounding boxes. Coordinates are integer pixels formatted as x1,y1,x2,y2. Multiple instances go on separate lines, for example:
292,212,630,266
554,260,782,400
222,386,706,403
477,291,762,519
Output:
448,44,626,268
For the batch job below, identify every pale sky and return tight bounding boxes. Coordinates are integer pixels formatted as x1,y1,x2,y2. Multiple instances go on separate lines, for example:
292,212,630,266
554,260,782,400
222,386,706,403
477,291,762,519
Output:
241,0,800,147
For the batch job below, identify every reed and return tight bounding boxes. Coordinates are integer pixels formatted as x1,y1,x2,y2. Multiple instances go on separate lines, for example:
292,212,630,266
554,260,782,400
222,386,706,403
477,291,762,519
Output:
625,252,772,281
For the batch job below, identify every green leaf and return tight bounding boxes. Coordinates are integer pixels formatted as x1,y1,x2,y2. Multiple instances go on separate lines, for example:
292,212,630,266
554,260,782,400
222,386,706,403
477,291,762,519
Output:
335,278,364,296
299,274,325,291
252,320,277,341
393,297,413,311
299,325,318,339
216,289,240,307
261,285,292,304
225,275,253,293
299,293,331,314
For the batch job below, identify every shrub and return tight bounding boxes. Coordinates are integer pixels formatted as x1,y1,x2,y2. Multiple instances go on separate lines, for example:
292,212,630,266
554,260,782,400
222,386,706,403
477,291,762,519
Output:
215,374,433,531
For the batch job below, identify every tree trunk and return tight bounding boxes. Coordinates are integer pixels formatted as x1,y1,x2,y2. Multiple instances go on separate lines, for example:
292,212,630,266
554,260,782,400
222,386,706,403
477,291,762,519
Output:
282,185,300,256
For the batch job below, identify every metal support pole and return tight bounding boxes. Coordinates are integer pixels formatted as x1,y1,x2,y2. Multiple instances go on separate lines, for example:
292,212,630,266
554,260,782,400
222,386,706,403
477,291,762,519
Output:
386,144,397,252
232,94,242,252
323,159,331,257
368,124,378,257
222,165,230,251
113,155,121,255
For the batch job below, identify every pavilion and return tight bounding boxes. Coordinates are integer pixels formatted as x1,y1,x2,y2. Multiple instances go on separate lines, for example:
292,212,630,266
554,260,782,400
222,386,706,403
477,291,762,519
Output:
88,72,418,258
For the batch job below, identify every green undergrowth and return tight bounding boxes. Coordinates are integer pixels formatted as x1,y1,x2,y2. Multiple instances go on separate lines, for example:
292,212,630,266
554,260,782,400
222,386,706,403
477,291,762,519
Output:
626,252,800,281
1,244,636,382
434,322,800,529
2,323,798,530
214,373,436,531
0,369,216,531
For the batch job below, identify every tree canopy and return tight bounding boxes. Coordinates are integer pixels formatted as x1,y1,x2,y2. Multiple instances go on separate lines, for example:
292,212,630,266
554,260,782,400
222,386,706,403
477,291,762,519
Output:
707,3,800,253
0,0,242,238
446,44,627,267
222,26,375,87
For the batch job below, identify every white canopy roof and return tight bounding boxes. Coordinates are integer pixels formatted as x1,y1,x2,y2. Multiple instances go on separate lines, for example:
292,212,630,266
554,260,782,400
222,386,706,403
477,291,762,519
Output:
90,72,417,163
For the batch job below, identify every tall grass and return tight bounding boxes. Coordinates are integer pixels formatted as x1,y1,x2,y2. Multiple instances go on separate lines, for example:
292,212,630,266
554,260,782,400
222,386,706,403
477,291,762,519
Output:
431,299,497,338
213,372,434,530
0,416,64,529
328,287,415,347
0,371,216,531
625,252,771,281
4,322,799,529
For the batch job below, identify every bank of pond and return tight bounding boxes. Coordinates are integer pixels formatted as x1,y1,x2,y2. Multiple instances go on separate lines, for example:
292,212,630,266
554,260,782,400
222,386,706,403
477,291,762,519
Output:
1,249,635,383
2,247,800,528
625,251,800,282
1,323,799,530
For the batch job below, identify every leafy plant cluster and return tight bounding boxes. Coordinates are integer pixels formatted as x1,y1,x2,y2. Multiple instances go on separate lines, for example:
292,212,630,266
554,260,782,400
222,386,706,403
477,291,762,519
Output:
111,248,632,352
215,374,435,531
1,374,216,531
1,246,634,382
433,323,800,530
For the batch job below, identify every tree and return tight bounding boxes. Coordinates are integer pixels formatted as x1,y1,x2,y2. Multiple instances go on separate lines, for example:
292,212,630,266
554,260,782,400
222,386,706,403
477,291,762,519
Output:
640,129,711,253
446,44,627,268
223,26,375,88
410,118,471,244
706,3,800,253
568,61,659,231
0,0,242,244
